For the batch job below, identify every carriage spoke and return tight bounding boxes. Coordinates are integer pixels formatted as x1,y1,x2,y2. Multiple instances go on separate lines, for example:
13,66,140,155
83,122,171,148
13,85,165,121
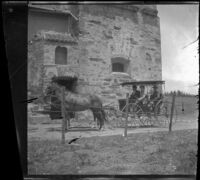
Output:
153,102,170,127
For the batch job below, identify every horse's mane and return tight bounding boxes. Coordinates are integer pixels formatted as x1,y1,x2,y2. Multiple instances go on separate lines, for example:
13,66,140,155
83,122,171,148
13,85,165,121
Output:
51,76,78,92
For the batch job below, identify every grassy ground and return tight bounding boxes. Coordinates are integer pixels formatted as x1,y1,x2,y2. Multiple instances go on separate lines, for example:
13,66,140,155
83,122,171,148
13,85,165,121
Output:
28,129,198,175
28,95,198,175
164,95,197,115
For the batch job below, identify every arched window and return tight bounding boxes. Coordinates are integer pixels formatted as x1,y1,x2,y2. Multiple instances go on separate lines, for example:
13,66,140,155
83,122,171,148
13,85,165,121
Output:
55,46,67,65
111,57,130,73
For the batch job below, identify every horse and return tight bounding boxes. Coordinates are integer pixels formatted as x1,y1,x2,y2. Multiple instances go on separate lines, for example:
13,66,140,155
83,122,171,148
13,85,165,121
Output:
44,81,107,130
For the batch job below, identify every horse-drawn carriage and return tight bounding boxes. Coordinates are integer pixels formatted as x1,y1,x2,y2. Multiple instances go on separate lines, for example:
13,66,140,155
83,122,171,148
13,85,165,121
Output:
36,76,177,129
106,80,177,127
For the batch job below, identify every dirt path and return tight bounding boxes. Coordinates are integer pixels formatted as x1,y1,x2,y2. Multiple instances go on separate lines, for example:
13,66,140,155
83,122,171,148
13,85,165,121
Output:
28,111,198,142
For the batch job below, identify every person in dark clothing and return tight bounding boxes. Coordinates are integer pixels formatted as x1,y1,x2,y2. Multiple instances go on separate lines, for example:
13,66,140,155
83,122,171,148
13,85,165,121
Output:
129,85,140,103
128,85,140,113
137,85,148,107
150,85,160,101
138,85,146,102
149,85,162,110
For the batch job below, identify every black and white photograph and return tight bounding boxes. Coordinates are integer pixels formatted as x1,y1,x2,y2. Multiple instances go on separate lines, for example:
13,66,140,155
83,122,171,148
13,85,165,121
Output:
22,1,200,176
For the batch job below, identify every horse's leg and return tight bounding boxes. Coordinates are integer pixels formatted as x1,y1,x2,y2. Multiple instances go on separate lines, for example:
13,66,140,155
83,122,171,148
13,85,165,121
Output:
92,110,104,130
95,112,101,129
90,98,106,130
95,112,101,130
95,110,103,130
91,110,101,130
90,109,96,128
100,110,106,130
93,108,106,131
94,112,98,128
101,109,107,122
91,109,101,129
96,108,107,130
98,112,102,129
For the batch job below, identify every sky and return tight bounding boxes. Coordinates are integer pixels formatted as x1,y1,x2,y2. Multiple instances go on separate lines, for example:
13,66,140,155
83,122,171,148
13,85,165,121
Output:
157,4,199,94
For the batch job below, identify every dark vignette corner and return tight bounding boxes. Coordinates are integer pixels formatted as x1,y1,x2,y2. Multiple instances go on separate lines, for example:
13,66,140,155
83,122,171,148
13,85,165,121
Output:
2,1,28,178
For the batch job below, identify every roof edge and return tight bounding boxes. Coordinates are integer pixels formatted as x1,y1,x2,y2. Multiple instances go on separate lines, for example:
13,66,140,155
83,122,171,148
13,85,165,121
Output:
28,4,79,20
121,80,165,86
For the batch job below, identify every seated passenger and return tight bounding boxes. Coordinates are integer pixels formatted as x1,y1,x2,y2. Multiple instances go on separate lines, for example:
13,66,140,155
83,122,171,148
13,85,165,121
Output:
129,85,140,113
129,85,140,103
150,85,160,99
149,85,161,108
138,85,147,106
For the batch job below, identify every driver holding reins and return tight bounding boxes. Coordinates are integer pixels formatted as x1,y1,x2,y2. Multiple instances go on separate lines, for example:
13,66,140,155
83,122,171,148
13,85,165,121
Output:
129,85,141,112
129,85,140,103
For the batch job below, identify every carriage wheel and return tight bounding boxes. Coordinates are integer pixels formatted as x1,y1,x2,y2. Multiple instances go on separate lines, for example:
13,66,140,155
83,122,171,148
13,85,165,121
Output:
153,101,177,127
134,105,149,126
132,104,155,127
105,106,123,127
120,103,149,127
143,102,158,127
160,106,178,127
148,101,165,126
153,101,168,127
120,103,134,127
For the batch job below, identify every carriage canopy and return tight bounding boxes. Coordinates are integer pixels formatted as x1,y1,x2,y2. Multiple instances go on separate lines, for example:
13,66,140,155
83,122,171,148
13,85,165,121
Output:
118,80,165,111
120,80,165,86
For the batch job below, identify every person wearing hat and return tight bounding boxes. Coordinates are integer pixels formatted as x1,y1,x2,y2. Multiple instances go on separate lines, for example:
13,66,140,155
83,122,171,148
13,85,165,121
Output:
128,85,141,113
138,85,147,105
129,85,140,103
149,85,161,109
150,85,159,100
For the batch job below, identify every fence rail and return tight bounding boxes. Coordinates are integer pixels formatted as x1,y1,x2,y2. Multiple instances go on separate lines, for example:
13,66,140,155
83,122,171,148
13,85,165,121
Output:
31,101,196,116
29,89,197,144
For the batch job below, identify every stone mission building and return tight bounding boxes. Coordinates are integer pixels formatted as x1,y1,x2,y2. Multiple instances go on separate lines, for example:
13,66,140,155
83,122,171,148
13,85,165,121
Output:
28,3,162,106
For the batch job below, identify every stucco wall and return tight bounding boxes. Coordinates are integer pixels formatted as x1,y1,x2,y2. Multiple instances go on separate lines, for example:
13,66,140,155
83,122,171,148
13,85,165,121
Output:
76,5,162,105
42,41,80,90
28,5,162,106
28,40,44,95
28,10,69,41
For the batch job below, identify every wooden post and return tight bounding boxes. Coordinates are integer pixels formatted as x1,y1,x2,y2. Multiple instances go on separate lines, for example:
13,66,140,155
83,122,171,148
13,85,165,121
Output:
169,92,176,132
61,86,66,144
124,93,129,137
